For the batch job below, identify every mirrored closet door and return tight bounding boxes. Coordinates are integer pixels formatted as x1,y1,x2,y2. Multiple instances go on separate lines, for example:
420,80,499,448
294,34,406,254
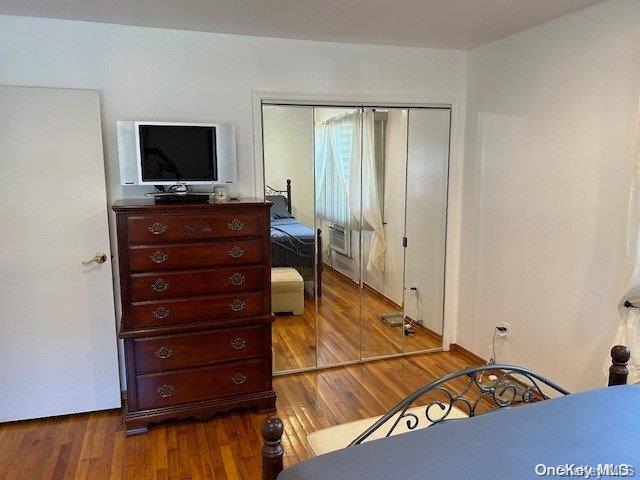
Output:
262,102,451,374
262,105,317,372
358,108,407,361
314,106,363,367
402,108,451,353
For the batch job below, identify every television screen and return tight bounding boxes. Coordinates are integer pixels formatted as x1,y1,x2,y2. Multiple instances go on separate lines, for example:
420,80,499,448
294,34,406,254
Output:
139,125,217,182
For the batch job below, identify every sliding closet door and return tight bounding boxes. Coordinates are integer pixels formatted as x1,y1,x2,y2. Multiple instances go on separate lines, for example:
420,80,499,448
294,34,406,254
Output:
403,108,451,353
360,108,407,359
262,105,317,373
315,106,363,368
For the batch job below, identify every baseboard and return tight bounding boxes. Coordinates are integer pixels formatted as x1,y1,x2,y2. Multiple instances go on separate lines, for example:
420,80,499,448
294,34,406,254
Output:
450,343,486,365
323,264,405,312
323,264,358,286
363,283,402,311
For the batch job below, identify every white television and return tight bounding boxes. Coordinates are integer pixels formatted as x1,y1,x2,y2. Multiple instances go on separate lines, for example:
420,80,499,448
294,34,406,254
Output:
117,121,236,186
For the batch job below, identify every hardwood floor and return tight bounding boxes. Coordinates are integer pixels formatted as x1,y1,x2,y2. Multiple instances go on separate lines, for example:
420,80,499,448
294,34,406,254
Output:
0,350,483,480
272,267,441,372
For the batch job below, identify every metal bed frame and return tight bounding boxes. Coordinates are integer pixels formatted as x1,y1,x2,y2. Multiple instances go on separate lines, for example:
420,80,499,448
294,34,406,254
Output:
260,345,632,480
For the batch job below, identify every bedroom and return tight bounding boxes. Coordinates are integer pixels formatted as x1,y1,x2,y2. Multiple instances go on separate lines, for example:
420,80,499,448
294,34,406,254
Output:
0,0,639,478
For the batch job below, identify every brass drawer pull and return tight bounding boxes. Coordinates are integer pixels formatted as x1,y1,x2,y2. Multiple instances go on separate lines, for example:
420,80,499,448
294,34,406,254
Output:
156,384,174,397
228,246,245,258
149,251,168,264
230,337,247,350
184,218,213,233
151,278,169,292
231,372,247,385
229,299,246,312
227,218,246,231
229,272,246,285
148,222,168,235
153,307,171,319
154,346,173,359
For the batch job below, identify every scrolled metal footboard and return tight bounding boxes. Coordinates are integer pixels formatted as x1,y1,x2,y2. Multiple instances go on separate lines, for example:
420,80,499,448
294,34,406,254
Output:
270,227,315,257
348,364,570,445
261,347,631,480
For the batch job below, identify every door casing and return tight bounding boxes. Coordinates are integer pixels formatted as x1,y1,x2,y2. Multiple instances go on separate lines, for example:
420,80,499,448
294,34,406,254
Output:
253,91,463,370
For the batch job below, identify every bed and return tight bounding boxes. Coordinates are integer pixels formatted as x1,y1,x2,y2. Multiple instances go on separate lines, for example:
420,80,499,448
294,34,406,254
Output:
266,179,323,297
261,345,637,480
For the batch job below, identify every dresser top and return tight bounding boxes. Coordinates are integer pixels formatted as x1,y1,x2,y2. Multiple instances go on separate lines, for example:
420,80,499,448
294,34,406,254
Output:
112,197,271,212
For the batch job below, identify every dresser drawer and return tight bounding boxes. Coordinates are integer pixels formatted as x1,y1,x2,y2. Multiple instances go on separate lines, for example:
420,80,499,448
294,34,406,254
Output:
129,239,262,272
130,265,264,301
137,360,266,410
128,213,262,244
131,292,265,328
134,326,263,374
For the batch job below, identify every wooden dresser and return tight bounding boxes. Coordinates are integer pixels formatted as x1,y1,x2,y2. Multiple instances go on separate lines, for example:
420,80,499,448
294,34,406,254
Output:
112,198,275,435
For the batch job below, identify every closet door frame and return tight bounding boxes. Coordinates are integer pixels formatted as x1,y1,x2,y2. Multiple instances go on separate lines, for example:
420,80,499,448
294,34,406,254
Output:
253,91,463,372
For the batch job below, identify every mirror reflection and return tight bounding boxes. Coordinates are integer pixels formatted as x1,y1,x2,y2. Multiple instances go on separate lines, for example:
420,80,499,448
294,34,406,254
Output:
264,103,450,374
314,107,362,367
263,105,317,371
403,108,451,353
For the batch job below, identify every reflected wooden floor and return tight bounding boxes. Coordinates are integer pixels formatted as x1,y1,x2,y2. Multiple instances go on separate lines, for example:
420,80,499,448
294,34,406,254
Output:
272,267,441,372
0,351,484,480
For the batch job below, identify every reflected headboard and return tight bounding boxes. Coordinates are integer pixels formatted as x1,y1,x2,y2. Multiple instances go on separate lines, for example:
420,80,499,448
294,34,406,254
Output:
265,178,291,214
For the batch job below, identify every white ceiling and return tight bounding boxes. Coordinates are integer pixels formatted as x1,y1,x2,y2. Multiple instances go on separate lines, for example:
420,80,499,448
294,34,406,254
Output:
0,0,602,49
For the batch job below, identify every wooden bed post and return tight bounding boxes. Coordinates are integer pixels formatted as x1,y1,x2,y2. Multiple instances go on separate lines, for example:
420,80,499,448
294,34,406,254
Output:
316,228,323,298
262,416,284,480
608,345,630,386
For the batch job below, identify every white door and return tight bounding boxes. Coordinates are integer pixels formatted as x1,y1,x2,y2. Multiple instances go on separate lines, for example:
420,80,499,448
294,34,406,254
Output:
0,86,121,421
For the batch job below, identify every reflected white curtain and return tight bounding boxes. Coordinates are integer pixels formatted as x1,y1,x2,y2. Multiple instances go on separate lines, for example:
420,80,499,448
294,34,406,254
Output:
315,110,387,274
351,110,387,275
604,95,640,384
314,115,356,227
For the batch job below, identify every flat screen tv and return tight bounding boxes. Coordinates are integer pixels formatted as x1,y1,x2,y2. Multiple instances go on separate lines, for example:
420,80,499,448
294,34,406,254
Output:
117,121,236,186
139,124,217,182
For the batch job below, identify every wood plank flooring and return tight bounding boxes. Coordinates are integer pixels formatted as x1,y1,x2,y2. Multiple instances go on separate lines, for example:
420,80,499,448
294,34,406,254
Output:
0,350,483,480
272,267,441,372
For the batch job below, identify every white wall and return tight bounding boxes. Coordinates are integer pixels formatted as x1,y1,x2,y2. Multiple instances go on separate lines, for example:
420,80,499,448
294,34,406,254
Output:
0,15,466,203
263,106,314,227
459,0,640,390
0,15,466,384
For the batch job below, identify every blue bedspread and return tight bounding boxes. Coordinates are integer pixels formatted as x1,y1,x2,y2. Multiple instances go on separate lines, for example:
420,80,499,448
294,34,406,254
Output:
271,218,315,243
271,218,315,278
278,386,640,480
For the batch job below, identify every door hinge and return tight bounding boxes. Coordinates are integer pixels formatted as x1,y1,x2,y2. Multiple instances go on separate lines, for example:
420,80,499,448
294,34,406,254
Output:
402,237,408,248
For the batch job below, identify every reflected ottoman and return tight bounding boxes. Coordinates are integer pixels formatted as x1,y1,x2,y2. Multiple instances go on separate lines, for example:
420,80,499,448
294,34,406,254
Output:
271,267,304,315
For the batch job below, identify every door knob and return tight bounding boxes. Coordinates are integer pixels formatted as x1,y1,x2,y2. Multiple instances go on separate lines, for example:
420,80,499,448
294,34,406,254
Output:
82,252,108,266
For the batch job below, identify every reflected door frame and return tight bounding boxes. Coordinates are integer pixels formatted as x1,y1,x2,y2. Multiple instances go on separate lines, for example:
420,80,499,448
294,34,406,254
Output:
253,90,463,369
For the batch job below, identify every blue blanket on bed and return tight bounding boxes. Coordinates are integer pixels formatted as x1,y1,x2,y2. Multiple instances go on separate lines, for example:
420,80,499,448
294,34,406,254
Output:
271,218,315,243
271,218,315,277
278,386,640,480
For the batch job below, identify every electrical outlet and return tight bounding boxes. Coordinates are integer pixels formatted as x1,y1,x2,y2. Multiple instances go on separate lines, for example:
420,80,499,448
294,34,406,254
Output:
496,322,510,339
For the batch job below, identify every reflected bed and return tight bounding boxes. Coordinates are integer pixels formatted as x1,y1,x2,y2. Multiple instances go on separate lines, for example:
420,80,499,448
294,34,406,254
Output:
266,179,322,296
